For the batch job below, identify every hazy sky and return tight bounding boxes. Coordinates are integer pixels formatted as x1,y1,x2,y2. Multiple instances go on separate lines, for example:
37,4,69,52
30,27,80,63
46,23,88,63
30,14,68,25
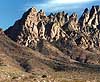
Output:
0,0,100,30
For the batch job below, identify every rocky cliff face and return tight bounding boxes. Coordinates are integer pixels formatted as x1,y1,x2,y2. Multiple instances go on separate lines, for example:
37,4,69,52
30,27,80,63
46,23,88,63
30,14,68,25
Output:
2,5,100,81
5,6,100,63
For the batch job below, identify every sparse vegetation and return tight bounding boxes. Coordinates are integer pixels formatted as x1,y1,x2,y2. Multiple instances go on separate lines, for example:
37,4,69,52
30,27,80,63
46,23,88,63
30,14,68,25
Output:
0,34,100,81
1,5,100,81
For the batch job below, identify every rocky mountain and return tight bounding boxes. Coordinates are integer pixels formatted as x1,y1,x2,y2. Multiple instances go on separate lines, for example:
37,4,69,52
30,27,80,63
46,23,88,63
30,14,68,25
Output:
2,28,100,81
0,29,71,81
2,5,100,81
5,5,100,63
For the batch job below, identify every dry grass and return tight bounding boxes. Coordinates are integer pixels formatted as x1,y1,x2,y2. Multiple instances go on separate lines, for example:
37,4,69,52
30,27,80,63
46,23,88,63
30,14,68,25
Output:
0,34,100,81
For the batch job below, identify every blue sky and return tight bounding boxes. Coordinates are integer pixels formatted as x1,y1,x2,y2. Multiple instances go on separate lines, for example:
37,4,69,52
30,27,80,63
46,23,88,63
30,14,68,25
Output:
0,0,100,30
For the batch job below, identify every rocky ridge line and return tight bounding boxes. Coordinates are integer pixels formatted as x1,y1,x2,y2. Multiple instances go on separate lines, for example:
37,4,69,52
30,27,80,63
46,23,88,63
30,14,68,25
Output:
5,6,100,64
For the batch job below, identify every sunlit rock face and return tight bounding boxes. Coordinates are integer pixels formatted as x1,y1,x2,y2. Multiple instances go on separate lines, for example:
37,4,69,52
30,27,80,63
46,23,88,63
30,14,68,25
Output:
79,8,89,28
5,7,39,49
5,5,100,50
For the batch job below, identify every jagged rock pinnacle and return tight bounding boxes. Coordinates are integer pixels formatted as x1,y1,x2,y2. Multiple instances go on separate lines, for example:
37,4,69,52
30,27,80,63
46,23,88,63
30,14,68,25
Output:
5,5,100,50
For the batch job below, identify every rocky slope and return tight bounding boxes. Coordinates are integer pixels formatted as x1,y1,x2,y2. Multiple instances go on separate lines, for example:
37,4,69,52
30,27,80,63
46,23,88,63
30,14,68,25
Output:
1,27,100,81
2,5,100,81
5,5,100,64
0,29,67,81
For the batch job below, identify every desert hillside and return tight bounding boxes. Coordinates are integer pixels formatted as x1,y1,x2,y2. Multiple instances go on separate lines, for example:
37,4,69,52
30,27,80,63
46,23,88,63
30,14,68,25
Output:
0,5,100,82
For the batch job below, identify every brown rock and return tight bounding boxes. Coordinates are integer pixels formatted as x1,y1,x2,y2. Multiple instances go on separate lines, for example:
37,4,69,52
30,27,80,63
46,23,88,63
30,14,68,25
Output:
5,5,100,53
79,8,89,28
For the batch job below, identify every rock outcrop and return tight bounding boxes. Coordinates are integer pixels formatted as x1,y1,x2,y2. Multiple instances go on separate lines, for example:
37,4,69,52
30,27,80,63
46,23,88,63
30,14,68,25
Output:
5,7,39,49
5,7,67,49
5,5,100,64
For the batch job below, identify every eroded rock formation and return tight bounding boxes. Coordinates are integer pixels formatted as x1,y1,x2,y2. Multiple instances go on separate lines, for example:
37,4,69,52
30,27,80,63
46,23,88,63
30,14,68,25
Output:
5,5,100,52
